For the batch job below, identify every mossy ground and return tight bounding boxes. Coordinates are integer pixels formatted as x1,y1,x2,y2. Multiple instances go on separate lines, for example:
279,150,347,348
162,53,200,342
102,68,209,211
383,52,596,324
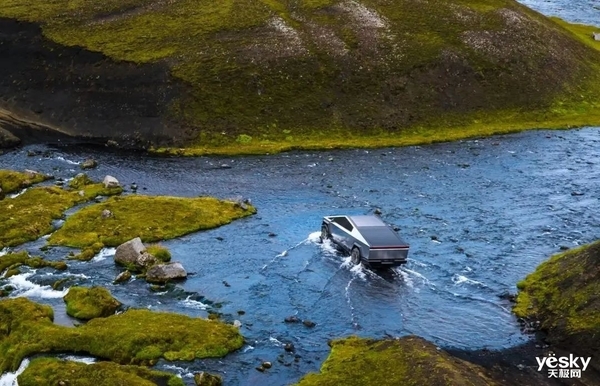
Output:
513,241,600,362
48,195,256,258
0,297,244,373
18,357,185,386
296,335,497,385
146,244,171,263
0,169,49,195
0,251,67,276
0,176,122,249
1,1,599,153
63,286,121,320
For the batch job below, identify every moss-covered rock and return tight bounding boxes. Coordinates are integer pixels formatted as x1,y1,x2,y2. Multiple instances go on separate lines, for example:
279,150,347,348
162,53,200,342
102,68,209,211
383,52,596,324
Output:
0,169,50,195
63,286,122,320
68,173,95,189
0,251,68,274
18,357,185,386
0,127,20,149
0,173,122,249
1,1,600,153
513,241,600,369
0,297,244,373
146,244,171,263
48,195,256,253
296,336,497,385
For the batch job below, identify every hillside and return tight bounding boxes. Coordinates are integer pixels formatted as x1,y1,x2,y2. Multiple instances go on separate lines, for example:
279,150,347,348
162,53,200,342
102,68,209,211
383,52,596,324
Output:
1,0,600,152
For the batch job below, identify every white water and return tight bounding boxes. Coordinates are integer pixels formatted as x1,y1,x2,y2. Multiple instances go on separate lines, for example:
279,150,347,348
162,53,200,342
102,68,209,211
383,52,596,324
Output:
180,296,209,310
92,247,116,262
8,189,27,199
0,359,29,386
54,156,80,165
0,248,8,257
7,272,69,299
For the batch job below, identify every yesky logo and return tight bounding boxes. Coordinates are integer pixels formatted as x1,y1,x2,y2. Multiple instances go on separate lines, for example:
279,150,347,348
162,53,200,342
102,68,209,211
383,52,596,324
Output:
536,353,592,379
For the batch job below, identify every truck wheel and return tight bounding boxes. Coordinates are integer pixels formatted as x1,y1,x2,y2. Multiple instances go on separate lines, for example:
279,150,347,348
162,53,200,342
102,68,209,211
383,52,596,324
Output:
319,225,329,243
351,247,361,265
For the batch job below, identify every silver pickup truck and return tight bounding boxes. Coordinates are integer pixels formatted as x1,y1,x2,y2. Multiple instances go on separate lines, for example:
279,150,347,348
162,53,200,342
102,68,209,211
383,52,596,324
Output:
320,215,409,268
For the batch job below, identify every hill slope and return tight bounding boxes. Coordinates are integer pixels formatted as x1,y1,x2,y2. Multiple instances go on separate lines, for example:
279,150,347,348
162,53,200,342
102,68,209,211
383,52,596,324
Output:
1,0,599,151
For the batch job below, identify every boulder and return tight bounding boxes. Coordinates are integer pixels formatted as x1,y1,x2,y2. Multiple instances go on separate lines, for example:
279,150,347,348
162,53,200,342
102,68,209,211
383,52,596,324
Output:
101,209,113,219
593,32,600,41
103,175,120,189
145,262,187,283
114,237,146,267
194,372,223,386
0,127,20,149
81,158,98,169
114,270,132,283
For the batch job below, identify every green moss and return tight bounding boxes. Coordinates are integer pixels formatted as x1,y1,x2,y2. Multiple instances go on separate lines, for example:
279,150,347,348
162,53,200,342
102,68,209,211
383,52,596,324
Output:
296,336,496,385
0,175,122,249
146,244,171,262
0,251,68,274
0,169,50,195
1,1,600,154
514,241,600,361
63,286,122,320
68,173,95,189
18,357,185,386
0,297,244,373
48,195,256,251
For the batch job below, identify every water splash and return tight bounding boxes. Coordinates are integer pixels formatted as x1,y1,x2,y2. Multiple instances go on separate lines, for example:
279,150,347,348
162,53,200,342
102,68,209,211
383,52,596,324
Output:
452,274,487,288
92,247,116,262
8,189,27,199
61,356,96,364
180,296,209,310
7,272,69,299
55,156,79,165
0,359,29,386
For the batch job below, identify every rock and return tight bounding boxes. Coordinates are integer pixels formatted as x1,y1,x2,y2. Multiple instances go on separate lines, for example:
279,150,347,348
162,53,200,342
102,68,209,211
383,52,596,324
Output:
106,140,119,147
130,183,138,191
220,164,232,169
222,280,230,287
101,209,113,219
255,366,265,372
268,232,277,237
145,262,187,283
303,319,316,328
430,235,439,241
284,315,300,323
194,371,223,386
237,310,245,315
114,237,146,267
215,236,224,241
24,169,40,179
559,245,570,251
593,32,600,41
103,175,120,189
284,343,295,352
262,361,272,369
114,270,132,283
138,252,158,268
233,320,242,328
81,158,98,169
571,191,584,196
374,208,382,215
0,127,20,149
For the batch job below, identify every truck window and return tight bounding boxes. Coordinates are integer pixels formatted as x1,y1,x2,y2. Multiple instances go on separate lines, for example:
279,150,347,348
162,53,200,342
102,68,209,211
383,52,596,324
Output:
333,217,354,231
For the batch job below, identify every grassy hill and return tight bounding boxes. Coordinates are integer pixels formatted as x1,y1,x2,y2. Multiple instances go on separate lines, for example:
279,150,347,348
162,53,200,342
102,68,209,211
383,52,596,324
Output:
1,0,599,153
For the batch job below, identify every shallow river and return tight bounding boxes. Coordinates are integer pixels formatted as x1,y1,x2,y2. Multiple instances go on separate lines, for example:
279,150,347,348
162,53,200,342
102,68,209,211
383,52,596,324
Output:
1,125,600,384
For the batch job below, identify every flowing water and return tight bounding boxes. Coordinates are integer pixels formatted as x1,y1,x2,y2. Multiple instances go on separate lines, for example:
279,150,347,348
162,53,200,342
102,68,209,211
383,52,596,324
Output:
0,1,599,384
1,126,600,384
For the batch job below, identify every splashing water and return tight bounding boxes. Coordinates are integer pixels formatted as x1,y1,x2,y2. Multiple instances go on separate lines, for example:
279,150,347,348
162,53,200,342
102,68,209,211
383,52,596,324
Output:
0,359,30,386
7,272,69,299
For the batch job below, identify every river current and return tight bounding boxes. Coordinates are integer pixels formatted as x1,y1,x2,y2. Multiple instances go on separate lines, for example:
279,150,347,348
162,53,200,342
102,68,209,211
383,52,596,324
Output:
1,1,599,384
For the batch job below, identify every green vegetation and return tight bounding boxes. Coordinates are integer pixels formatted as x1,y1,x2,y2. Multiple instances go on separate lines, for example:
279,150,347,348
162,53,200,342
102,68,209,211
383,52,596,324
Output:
0,297,244,373
296,336,496,385
146,244,171,263
514,241,600,362
18,357,185,386
0,251,67,275
48,195,255,255
63,286,122,320
1,1,600,154
0,169,49,195
551,18,600,52
0,174,122,249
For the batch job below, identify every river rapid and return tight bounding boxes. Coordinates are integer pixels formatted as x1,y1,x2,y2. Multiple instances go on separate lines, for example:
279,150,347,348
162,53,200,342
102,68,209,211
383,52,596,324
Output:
1,125,600,384
1,0,600,384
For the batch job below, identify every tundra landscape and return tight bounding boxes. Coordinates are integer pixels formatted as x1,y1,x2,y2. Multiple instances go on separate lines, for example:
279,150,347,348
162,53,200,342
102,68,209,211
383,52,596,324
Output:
0,0,599,385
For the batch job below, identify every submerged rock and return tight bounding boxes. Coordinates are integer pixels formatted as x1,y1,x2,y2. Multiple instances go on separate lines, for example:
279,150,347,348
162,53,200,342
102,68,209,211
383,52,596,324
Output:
81,158,98,169
114,270,132,284
194,371,223,386
145,262,187,283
